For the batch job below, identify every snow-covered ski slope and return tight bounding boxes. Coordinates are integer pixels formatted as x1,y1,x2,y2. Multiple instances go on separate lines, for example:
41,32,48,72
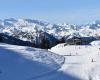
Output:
1,43,100,80
0,43,69,80
49,43,100,80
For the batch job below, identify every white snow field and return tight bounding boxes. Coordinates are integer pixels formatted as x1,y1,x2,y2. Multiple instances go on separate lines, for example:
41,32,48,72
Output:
0,43,69,80
1,43,100,80
49,43,100,80
90,40,100,46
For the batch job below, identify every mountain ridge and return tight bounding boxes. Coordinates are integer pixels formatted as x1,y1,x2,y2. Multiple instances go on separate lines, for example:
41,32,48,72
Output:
0,18,100,44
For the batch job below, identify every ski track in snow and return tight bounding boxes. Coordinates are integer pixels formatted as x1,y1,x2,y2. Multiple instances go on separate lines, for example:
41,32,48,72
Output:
1,43,100,80
50,44,100,80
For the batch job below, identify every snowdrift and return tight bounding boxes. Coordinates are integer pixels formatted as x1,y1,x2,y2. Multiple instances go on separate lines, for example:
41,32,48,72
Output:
90,40,100,46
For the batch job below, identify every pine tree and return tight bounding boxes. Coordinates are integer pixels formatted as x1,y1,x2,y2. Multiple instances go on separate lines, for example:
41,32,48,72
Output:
0,35,3,42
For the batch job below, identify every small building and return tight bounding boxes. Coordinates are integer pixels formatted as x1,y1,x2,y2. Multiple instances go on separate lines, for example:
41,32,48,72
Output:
65,36,98,45
65,36,82,45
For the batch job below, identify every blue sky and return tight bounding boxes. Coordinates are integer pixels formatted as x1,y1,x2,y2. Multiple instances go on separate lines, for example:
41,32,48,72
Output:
0,0,100,24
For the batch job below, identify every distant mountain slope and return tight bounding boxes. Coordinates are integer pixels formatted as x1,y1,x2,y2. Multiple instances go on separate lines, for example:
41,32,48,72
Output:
0,33,33,47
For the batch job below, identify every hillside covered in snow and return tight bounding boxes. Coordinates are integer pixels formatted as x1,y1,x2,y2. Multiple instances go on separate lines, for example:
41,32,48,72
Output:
1,18,100,80
49,43,100,80
1,42,100,80
0,43,67,80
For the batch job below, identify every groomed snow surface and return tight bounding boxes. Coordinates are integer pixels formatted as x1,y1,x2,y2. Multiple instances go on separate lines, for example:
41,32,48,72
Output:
50,43,100,80
0,43,65,80
1,43,100,80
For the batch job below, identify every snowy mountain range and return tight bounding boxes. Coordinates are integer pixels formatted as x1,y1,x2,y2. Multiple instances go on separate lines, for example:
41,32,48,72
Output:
1,19,100,80
0,18,100,44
